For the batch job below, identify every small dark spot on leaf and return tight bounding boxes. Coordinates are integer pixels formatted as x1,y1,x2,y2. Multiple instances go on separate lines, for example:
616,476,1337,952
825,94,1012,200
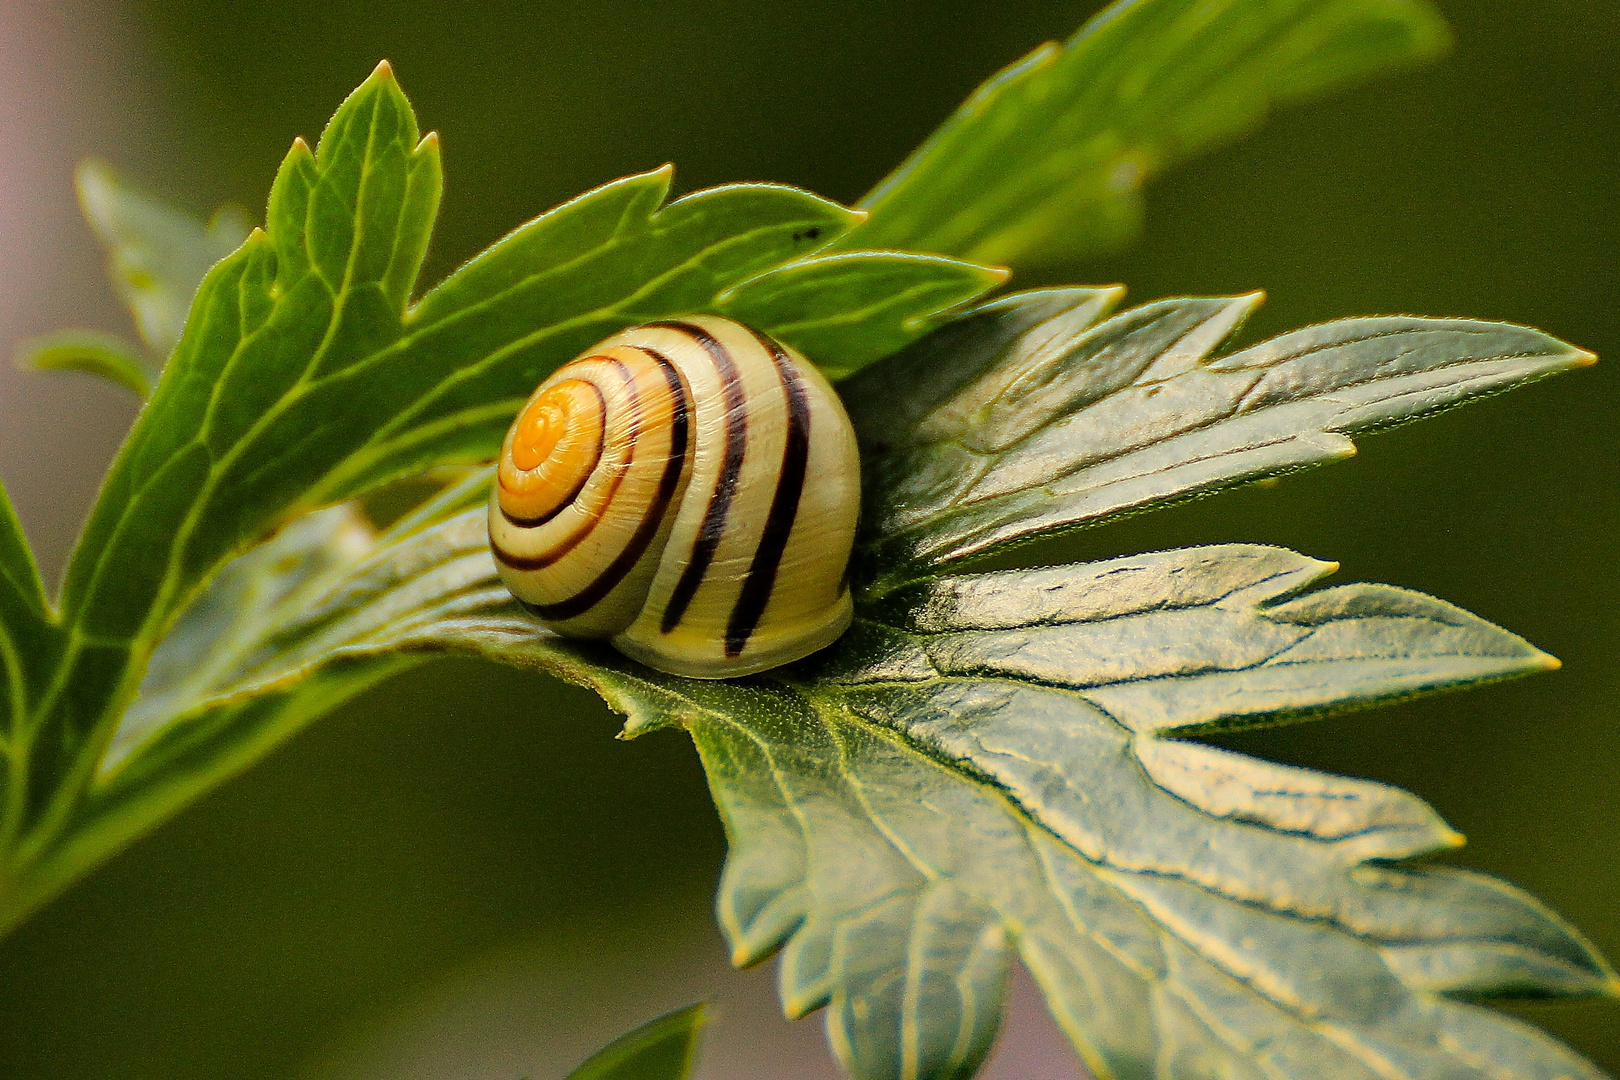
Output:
792,226,823,243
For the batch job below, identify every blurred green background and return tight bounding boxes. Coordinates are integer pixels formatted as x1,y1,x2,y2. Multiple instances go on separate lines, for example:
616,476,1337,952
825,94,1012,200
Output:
0,1,1613,1077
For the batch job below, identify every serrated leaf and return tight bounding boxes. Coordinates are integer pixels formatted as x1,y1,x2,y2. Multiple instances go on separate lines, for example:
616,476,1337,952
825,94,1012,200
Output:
844,288,1596,590
563,1004,707,1080
27,65,1000,848
77,159,252,357
840,0,1451,264
9,42,1608,1080
15,330,153,398
0,502,410,932
83,504,1611,1080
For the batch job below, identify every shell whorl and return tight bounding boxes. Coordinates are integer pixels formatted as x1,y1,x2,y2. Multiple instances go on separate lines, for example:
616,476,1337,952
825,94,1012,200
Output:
489,316,860,678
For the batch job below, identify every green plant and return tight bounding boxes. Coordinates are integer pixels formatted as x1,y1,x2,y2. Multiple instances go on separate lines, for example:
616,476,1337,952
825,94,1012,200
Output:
558,1006,707,1080
4,0,1614,1077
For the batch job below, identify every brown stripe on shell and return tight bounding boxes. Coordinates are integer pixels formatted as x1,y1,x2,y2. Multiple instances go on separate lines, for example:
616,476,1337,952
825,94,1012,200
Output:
645,320,749,634
526,349,691,621
725,329,812,658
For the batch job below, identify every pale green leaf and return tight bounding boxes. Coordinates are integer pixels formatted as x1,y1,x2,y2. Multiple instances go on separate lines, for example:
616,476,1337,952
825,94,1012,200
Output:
15,329,152,398
841,0,1451,265
77,159,251,356
845,288,1596,590
79,501,1611,1080
110,503,379,764
18,278,1607,1077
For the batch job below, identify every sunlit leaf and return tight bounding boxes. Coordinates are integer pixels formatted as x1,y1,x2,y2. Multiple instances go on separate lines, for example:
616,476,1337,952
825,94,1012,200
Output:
15,330,153,398
719,252,1010,378
841,0,1451,265
3,22,1610,1080
845,288,1595,590
78,500,1611,1080
19,275,1608,1076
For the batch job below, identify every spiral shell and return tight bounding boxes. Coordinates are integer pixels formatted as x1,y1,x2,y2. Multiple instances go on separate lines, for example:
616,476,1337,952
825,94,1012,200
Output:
489,316,860,678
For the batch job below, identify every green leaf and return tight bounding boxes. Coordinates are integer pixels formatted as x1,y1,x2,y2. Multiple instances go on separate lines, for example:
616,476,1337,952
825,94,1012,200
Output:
844,288,1596,591
15,330,153,398
76,159,252,357
14,275,1606,1075
840,0,1452,265
0,502,408,932
18,475,481,925
84,501,1611,1080
562,1005,707,1080
109,504,379,762
10,47,1608,1080
719,252,1010,379
28,64,999,855
0,475,58,743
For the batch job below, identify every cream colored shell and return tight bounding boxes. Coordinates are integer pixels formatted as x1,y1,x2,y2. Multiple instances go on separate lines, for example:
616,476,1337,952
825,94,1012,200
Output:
488,316,860,678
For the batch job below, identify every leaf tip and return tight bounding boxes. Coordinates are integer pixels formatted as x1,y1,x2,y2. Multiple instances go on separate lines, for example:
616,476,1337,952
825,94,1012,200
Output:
1570,347,1598,369
370,58,396,83
417,129,441,152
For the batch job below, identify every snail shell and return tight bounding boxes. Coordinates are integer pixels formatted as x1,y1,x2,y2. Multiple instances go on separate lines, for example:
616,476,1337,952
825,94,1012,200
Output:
489,316,860,678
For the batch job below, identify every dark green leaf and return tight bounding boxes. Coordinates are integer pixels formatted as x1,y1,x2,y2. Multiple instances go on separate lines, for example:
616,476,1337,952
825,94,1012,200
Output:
845,289,1596,591
562,1004,707,1080
0,476,58,741
840,0,1451,265
15,330,152,398
0,480,50,639
61,62,439,645
76,159,251,356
